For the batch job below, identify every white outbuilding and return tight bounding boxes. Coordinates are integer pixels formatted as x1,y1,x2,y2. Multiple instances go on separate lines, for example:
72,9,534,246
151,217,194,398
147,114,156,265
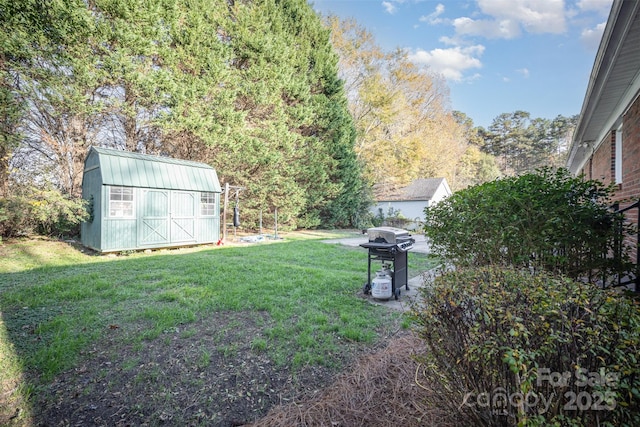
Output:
370,178,452,226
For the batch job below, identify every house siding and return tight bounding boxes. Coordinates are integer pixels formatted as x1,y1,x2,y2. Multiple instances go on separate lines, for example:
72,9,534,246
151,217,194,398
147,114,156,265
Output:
568,1,640,285
580,95,640,264
431,184,451,205
372,200,429,221
583,131,614,182
621,95,640,202
370,178,452,231
619,95,640,263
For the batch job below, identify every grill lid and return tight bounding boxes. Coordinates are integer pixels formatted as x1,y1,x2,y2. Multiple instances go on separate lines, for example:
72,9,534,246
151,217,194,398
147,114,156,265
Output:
366,226,411,244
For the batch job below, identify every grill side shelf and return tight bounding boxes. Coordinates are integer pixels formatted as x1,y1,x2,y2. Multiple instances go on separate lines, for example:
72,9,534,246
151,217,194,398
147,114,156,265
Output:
360,242,398,254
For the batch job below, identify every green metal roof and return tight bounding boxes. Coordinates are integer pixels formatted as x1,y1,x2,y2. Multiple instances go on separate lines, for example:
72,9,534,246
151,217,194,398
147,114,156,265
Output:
87,146,221,192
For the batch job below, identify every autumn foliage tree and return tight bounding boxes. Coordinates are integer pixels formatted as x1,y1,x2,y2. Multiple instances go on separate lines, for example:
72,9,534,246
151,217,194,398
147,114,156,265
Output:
325,16,486,191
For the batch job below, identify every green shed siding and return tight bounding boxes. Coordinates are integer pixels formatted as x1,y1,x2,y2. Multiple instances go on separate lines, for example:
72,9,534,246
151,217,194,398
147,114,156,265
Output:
197,218,218,242
103,217,138,251
80,164,103,250
81,147,221,252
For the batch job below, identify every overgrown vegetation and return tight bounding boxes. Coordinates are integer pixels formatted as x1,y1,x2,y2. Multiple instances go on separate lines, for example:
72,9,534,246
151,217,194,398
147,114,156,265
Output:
411,267,640,427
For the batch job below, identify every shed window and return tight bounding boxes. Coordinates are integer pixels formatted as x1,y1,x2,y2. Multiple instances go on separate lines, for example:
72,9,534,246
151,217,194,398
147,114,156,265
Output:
201,192,216,216
109,187,134,218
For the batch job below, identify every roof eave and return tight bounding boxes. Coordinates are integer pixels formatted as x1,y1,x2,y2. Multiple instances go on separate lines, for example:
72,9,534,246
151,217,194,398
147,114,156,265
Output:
567,0,639,174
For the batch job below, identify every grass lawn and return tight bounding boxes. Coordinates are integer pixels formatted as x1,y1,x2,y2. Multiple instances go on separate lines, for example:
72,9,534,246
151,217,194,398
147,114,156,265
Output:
0,231,438,426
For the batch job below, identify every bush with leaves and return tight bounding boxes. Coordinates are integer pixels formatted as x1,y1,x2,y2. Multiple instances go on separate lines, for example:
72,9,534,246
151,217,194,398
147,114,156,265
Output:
423,168,635,283
0,187,88,238
411,267,640,427
0,193,31,238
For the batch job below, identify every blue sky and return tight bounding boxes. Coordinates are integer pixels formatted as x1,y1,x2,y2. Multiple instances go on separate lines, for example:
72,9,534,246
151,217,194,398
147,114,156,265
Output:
311,0,613,129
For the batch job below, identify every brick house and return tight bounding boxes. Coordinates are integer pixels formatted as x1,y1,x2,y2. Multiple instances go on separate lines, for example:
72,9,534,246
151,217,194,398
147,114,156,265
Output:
566,0,640,288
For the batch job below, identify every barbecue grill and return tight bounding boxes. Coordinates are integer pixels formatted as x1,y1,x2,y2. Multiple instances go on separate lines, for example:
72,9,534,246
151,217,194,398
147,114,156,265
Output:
360,226,415,300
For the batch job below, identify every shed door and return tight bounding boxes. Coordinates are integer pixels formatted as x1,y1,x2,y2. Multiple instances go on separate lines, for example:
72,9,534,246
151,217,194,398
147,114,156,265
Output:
140,190,170,246
170,191,196,243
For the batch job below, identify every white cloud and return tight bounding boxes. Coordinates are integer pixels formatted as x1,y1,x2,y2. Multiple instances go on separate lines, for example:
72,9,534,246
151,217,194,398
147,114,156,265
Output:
517,68,530,78
382,1,397,14
466,73,482,83
581,21,606,49
407,45,485,82
453,17,521,39
478,0,566,33
452,0,566,39
577,0,613,15
439,35,462,46
419,3,446,24
381,0,411,14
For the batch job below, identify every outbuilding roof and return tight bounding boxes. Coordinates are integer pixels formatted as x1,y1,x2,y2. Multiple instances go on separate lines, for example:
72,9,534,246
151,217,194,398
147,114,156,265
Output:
85,146,221,192
374,178,450,201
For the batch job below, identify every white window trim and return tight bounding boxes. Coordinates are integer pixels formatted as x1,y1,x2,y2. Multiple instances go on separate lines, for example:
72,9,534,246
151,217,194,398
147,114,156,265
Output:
200,192,217,217
109,186,135,218
615,125,623,184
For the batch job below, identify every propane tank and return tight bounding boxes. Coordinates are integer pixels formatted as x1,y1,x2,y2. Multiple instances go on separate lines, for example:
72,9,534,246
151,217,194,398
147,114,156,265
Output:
371,267,392,300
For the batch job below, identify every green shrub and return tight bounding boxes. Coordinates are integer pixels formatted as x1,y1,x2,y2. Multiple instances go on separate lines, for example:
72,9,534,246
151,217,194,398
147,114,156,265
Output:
0,193,32,237
372,207,385,227
411,267,640,426
0,187,88,238
423,168,634,283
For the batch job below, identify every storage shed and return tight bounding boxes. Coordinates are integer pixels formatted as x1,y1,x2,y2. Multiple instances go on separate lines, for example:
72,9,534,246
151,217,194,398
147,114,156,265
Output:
81,147,221,253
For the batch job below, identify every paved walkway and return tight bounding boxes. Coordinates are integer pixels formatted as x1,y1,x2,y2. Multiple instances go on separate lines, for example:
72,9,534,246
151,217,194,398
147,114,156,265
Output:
365,274,427,311
321,233,430,254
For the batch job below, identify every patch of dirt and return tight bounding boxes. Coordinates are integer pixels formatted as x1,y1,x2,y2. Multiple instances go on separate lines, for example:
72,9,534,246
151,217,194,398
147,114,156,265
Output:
248,333,449,427
29,311,387,427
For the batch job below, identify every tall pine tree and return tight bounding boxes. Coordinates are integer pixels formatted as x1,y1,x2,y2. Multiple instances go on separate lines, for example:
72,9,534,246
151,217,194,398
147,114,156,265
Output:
2,0,367,229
